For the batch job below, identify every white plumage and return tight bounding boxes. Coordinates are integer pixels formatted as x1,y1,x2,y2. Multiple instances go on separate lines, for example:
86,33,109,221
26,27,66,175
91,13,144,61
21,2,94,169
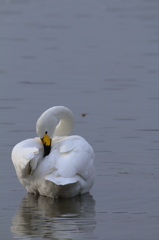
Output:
11,106,95,198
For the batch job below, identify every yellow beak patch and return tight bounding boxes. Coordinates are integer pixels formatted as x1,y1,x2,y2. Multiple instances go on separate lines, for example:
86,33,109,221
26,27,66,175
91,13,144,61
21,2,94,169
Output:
41,134,51,146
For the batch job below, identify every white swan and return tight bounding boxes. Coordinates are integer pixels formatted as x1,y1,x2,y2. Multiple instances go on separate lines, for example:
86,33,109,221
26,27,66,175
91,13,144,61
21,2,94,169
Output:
11,106,95,198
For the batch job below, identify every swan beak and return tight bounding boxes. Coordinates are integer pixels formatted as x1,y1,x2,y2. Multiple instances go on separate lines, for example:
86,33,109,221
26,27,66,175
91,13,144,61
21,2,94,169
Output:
41,134,52,157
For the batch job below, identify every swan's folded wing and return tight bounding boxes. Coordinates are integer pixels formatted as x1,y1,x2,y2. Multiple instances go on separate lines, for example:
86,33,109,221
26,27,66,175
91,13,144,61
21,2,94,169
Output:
56,137,95,181
12,144,40,178
23,147,39,161
23,147,39,171
45,136,95,189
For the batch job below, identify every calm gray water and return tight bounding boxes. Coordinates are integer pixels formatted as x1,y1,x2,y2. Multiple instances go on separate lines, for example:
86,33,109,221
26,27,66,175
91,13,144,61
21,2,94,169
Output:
0,0,159,239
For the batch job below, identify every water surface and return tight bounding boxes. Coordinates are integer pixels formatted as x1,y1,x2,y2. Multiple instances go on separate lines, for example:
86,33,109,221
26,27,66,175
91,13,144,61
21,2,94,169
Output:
0,0,159,239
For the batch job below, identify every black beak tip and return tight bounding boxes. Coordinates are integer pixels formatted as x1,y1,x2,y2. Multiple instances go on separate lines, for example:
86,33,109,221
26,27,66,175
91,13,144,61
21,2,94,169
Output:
43,145,51,157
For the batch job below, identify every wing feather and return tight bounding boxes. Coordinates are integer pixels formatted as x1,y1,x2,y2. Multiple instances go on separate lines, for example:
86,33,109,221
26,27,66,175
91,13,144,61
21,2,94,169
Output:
11,139,42,178
45,135,95,186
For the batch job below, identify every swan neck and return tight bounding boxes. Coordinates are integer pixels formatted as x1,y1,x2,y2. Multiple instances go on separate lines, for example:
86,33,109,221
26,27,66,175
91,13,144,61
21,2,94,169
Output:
36,106,74,139
52,107,74,137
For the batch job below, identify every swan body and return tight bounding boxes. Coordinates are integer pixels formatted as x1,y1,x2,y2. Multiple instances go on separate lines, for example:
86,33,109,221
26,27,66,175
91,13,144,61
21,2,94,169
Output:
11,106,95,198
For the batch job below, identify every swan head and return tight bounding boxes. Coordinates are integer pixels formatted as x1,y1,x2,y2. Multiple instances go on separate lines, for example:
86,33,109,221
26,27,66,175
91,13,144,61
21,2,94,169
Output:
36,110,58,157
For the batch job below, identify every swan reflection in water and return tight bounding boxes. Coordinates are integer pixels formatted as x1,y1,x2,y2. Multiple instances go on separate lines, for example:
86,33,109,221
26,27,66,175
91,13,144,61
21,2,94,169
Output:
11,193,96,239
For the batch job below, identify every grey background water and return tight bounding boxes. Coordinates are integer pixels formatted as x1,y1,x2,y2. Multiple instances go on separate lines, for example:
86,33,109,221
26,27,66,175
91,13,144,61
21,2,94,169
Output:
0,0,159,239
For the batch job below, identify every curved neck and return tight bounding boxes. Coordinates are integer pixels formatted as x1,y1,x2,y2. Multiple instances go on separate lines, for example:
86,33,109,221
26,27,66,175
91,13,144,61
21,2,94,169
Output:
36,106,74,139
51,106,74,137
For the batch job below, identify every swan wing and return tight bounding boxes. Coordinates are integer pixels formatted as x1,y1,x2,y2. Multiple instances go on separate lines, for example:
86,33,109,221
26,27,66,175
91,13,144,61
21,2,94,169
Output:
12,138,42,178
57,136,94,180
45,136,95,188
